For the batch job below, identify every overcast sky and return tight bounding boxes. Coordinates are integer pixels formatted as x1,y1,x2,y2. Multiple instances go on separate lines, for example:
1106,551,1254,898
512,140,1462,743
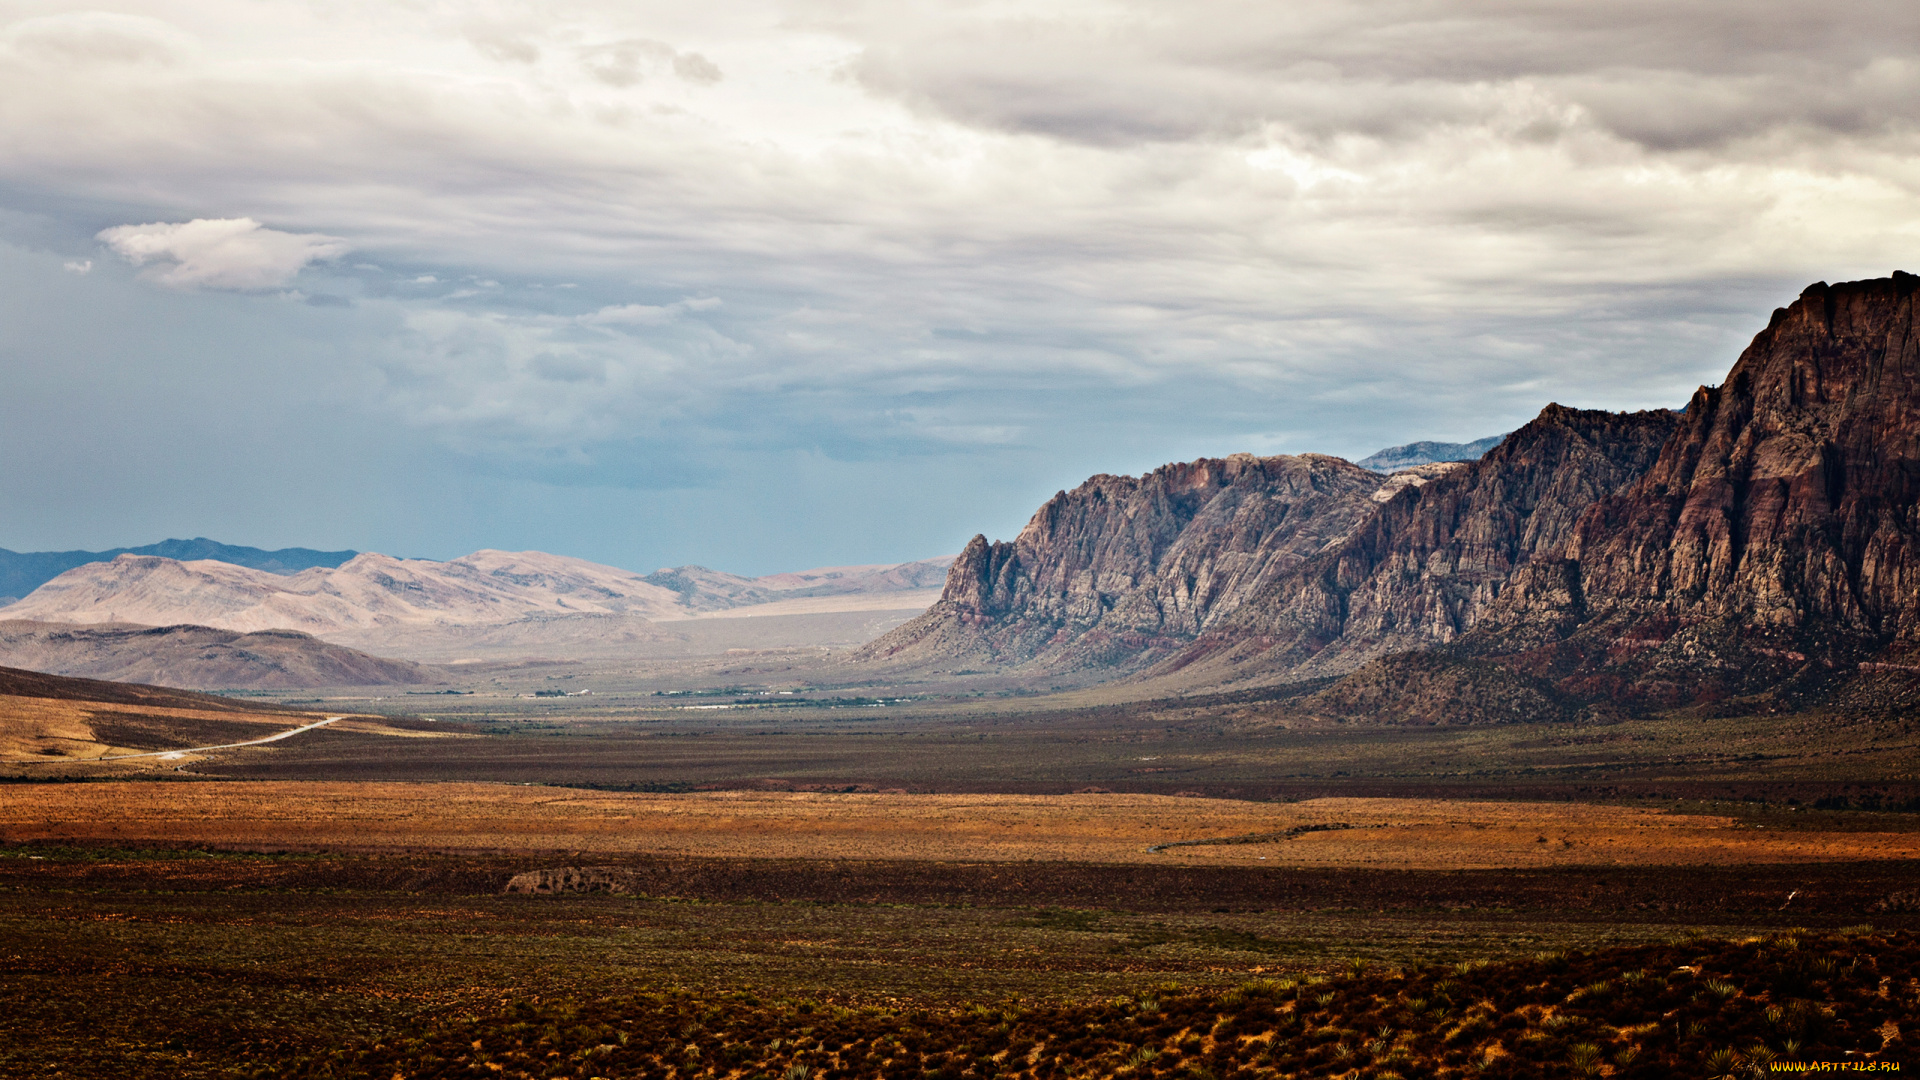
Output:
2,1,1916,574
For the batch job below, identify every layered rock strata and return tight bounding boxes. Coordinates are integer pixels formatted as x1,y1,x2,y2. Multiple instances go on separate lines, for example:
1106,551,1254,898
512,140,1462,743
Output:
1153,404,1681,684
1453,272,1920,708
855,454,1387,671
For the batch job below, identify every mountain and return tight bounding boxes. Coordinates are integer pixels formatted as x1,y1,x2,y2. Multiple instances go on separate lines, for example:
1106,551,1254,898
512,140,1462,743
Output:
0,538,356,604
641,558,952,613
1355,434,1506,473
1146,403,1680,686
1,550,688,640
1437,271,1920,713
855,454,1389,673
861,274,1920,720
2,548,956,659
0,621,436,690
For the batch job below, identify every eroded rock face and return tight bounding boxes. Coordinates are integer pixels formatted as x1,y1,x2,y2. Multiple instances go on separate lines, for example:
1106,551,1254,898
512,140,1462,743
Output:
855,453,1386,671
1149,403,1681,683
1461,273,1920,707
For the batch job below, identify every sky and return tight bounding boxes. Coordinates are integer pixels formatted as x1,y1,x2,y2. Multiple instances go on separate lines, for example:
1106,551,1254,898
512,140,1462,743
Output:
1,1,1917,575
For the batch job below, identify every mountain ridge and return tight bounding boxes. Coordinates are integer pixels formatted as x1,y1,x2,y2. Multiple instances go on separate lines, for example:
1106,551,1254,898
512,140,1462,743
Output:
0,538,358,604
1355,434,1507,473
857,273,1920,722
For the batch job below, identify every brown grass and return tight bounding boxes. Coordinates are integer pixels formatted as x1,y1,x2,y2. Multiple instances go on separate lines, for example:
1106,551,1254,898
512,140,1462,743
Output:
5,782,1918,867
0,693,454,770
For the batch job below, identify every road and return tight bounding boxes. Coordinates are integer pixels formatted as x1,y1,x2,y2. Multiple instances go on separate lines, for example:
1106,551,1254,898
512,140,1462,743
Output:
91,716,345,762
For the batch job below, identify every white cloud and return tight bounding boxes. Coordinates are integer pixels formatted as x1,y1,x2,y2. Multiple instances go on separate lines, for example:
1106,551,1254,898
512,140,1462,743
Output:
4,11,193,67
3,1,1917,476
61,259,91,274
96,218,347,290
585,298,723,326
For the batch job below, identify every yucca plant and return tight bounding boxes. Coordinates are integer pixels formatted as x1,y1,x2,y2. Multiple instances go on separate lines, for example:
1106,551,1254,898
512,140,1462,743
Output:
1567,1042,1603,1076
1703,1047,1742,1079
784,1063,811,1080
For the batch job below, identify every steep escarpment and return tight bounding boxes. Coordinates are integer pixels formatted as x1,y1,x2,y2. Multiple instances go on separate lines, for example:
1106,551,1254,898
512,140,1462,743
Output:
1151,403,1681,685
854,454,1385,672
1452,272,1920,709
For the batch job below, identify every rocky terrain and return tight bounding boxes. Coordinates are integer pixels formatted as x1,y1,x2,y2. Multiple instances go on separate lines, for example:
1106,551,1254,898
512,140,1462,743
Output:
855,453,1388,673
1151,403,1681,686
865,273,1920,720
1355,433,1506,472
0,621,435,690
1440,271,1920,713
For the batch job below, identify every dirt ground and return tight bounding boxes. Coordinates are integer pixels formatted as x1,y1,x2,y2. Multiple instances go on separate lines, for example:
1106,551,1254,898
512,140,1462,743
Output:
6,782,1919,869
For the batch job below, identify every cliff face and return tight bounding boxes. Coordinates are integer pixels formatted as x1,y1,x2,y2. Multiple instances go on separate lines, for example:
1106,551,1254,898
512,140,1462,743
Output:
1455,272,1920,707
854,453,1386,670
1147,404,1681,684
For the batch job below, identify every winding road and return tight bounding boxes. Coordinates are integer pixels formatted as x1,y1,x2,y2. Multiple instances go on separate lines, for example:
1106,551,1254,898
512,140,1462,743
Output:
89,716,345,762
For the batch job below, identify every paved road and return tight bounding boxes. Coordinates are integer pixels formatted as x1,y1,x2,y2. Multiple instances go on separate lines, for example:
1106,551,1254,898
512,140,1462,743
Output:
91,716,345,762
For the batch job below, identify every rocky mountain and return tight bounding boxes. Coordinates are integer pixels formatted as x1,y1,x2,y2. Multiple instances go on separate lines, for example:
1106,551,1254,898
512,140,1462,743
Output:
855,453,1389,672
0,537,357,605
1150,403,1681,685
1439,272,1920,712
0,621,436,690
1356,434,1506,473
861,274,1920,718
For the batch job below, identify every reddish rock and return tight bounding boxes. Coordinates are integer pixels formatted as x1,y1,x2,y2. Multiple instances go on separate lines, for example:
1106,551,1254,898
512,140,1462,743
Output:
1465,272,1920,708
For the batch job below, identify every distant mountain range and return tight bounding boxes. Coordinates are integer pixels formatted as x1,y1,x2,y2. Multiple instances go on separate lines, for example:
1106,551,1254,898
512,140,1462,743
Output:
1355,434,1506,472
0,538,357,605
860,272,1920,723
0,547,956,666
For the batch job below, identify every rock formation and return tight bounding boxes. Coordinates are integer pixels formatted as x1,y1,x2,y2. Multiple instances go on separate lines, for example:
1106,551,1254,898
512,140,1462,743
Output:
1152,403,1681,685
856,453,1388,672
1449,272,1920,709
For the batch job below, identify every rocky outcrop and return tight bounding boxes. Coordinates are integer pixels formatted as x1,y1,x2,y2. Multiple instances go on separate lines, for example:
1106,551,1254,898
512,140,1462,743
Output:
1146,403,1681,684
854,454,1388,671
1451,272,1920,709
504,866,642,894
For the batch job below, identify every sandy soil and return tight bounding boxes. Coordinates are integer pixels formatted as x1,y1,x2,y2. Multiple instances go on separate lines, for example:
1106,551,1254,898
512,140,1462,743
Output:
3,784,1916,868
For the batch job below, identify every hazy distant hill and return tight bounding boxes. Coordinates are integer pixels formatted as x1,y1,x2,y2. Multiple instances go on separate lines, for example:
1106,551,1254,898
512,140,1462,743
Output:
1355,434,1506,472
0,621,435,690
644,557,954,612
2,548,956,659
0,538,356,605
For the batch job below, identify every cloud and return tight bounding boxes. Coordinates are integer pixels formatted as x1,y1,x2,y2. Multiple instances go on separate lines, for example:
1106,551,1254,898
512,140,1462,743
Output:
585,298,722,326
61,259,91,274
4,11,192,67
578,37,723,87
2,1,1919,571
97,218,348,290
